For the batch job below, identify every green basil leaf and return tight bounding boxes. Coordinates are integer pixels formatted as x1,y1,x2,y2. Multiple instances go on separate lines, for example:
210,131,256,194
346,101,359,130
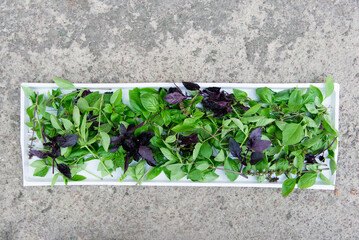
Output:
298,172,317,189
53,78,75,90
233,89,247,101
288,89,303,112
146,167,162,180
243,104,261,117
200,142,212,159
305,103,318,114
256,87,275,103
100,131,110,152
33,167,50,177
61,118,74,130
325,76,334,99
73,106,80,127
110,89,122,106
309,85,323,103
319,173,335,186
51,173,60,188
256,118,275,127
282,123,304,145
187,170,203,181
50,114,63,130
322,114,339,137
135,160,146,179
22,86,36,99
301,133,325,148
30,160,47,168
77,98,89,113
214,149,225,162
193,143,202,160
282,178,296,197
141,93,159,112
330,159,337,175
230,118,244,132
160,148,178,161
196,161,210,171
202,171,219,182
70,175,87,181
224,158,240,182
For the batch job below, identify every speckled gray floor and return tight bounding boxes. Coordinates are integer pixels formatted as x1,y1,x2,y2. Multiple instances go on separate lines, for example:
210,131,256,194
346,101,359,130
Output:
1,1,359,239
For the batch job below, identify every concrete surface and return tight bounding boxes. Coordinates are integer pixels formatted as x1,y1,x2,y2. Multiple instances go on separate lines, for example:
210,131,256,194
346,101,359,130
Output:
1,0,359,239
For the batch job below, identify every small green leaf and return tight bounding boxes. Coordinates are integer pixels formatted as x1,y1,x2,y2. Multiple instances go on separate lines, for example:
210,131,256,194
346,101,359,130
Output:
193,143,202,160
325,76,334,99
301,133,325,148
146,167,162,180
282,178,296,197
214,149,225,162
196,161,210,171
53,78,75,90
224,158,240,182
288,89,303,112
256,118,275,127
30,160,47,168
293,155,304,171
73,106,80,127
187,170,203,181
77,98,89,113
330,159,337,175
243,104,261,117
51,173,60,188
305,104,318,114
100,131,110,152
141,93,159,112
22,86,36,99
50,114,63,130
319,173,335,186
200,142,212,159
202,171,219,182
298,172,317,189
233,89,247,101
322,114,339,137
70,175,87,181
33,167,50,177
61,118,74,130
160,148,178,161
231,118,244,131
110,89,122,106
256,87,275,103
165,135,177,143
282,123,304,145
80,113,88,141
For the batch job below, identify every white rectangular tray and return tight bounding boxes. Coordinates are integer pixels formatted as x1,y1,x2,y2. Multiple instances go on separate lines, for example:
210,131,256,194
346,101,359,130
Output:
21,82,340,189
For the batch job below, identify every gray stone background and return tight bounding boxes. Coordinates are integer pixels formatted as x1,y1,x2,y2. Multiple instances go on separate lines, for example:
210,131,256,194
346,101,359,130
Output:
1,0,358,239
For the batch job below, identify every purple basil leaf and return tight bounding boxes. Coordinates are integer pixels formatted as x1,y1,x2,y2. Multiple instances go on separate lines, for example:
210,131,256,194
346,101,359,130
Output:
58,134,79,148
250,139,272,152
249,127,262,141
183,82,200,91
180,133,199,145
204,87,221,94
124,154,131,173
109,145,120,153
239,104,250,111
57,163,72,179
120,123,127,135
122,137,137,152
110,135,124,145
229,138,242,158
138,132,155,146
127,122,144,134
164,92,186,105
250,152,264,165
138,145,157,167
29,150,48,159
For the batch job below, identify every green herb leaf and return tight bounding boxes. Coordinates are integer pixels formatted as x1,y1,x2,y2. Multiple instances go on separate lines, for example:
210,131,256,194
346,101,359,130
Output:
325,76,334,99
298,172,317,189
53,78,75,90
22,86,36,99
200,142,212,159
33,167,50,177
73,106,80,127
77,98,89,113
319,173,335,186
256,87,275,103
141,93,159,112
288,89,303,112
282,123,304,145
282,178,296,197
233,89,247,101
193,143,202,161
100,131,110,152
160,148,178,161
330,159,337,175
110,89,122,106
214,149,225,162
61,118,74,130
146,167,162,180
322,114,339,137
224,158,240,182
71,175,87,181
243,104,261,117
51,173,60,188
135,160,146,179
50,114,63,130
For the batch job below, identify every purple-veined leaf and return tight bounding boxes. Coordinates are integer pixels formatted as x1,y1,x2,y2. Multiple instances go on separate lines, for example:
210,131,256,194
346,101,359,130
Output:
249,139,272,152
29,150,48,159
138,132,154,146
183,82,200,91
58,134,79,148
110,135,124,145
250,152,264,165
229,138,242,158
164,92,186,105
120,123,127,135
57,163,72,179
249,127,262,141
180,133,199,145
138,145,156,166
124,154,131,173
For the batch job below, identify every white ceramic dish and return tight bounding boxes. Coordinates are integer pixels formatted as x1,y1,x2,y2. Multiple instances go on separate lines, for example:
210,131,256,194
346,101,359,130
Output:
20,82,340,189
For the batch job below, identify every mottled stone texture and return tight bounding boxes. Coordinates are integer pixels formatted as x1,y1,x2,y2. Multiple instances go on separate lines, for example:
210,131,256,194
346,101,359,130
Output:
0,0,358,239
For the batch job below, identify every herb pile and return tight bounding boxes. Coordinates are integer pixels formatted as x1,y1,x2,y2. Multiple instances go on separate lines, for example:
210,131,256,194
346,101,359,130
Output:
22,77,339,196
